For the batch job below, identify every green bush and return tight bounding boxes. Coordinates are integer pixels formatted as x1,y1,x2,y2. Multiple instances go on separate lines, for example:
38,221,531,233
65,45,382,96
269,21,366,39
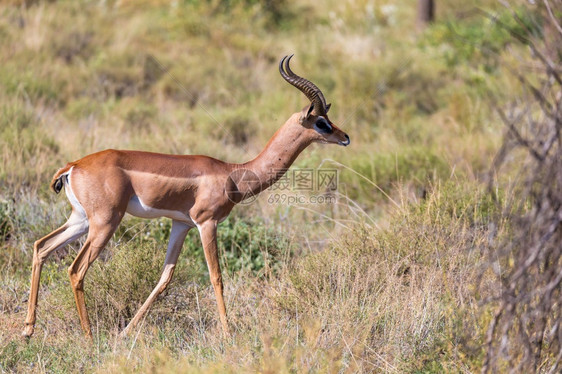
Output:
424,8,542,69
126,215,293,278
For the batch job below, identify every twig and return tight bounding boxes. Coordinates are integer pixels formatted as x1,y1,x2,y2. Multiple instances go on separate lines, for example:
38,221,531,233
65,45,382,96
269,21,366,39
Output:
543,0,562,36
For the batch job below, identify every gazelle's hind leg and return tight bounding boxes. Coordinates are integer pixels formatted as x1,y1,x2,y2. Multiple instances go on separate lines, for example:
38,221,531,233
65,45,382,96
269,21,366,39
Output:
23,212,89,337
67,213,123,338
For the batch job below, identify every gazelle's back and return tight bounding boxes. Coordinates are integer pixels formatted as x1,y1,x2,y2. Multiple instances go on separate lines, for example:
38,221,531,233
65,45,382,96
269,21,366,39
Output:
64,149,230,218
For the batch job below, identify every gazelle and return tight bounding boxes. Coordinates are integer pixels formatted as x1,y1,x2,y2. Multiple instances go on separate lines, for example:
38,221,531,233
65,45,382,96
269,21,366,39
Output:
23,55,350,339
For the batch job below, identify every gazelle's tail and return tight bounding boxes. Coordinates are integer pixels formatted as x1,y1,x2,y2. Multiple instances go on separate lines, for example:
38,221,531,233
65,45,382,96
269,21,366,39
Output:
50,164,74,194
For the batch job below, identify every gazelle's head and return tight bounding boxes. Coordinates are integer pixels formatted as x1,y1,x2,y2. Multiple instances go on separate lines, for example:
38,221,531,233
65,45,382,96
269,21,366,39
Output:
280,55,350,147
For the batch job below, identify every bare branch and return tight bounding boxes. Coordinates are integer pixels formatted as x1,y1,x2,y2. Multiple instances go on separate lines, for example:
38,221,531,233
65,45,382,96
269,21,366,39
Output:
543,0,562,36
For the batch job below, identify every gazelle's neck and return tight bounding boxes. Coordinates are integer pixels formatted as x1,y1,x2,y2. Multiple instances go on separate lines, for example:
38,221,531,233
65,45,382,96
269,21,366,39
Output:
235,116,312,196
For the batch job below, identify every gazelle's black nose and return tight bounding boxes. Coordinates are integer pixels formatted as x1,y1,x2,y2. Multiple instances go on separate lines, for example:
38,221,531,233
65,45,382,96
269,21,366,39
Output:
339,134,350,146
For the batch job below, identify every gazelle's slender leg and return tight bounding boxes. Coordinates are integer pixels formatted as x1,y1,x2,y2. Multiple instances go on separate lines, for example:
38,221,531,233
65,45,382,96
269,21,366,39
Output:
121,220,191,337
198,220,230,336
68,216,122,338
22,213,89,337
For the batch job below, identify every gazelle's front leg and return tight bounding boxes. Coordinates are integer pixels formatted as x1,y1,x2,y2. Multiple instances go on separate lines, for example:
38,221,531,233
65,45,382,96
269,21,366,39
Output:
121,220,191,337
198,220,230,336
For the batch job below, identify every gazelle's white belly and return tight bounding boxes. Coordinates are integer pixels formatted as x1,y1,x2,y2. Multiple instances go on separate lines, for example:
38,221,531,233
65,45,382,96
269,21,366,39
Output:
126,195,195,226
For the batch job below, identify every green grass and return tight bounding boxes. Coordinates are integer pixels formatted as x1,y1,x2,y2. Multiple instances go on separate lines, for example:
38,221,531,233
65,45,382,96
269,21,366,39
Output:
0,0,542,372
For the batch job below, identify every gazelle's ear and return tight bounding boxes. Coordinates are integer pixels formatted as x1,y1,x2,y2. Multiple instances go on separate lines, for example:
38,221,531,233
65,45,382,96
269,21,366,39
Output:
325,103,331,113
300,103,315,123
306,103,315,118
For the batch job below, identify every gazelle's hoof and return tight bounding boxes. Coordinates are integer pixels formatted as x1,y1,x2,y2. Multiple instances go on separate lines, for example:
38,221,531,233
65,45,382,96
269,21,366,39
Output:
22,324,34,338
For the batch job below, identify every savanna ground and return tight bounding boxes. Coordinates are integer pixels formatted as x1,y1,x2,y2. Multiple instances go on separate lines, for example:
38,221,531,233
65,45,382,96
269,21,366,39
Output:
1,0,560,372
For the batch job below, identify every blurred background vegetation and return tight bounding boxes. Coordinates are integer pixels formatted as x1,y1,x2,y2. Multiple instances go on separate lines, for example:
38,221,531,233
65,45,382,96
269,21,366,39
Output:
0,0,560,372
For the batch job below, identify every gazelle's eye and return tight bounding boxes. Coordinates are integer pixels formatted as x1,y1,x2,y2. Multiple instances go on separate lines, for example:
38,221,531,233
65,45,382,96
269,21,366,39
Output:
314,118,333,134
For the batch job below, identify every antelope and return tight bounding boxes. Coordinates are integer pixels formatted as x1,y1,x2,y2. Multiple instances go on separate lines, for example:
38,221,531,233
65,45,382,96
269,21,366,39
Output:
22,55,350,339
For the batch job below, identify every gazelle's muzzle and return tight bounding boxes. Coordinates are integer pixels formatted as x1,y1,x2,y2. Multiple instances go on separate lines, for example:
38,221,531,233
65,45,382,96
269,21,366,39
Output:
339,134,350,146
327,124,350,146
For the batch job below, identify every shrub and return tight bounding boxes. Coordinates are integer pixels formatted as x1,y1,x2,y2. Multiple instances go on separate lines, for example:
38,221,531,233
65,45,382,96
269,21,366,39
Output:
284,181,499,371
482,3,562,371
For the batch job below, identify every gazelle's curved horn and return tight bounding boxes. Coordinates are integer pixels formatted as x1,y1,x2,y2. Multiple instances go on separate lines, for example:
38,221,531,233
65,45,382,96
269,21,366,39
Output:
279,55,328,115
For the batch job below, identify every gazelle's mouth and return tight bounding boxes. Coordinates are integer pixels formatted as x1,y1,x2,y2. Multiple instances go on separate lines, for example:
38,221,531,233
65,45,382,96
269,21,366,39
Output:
338,135,350,146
